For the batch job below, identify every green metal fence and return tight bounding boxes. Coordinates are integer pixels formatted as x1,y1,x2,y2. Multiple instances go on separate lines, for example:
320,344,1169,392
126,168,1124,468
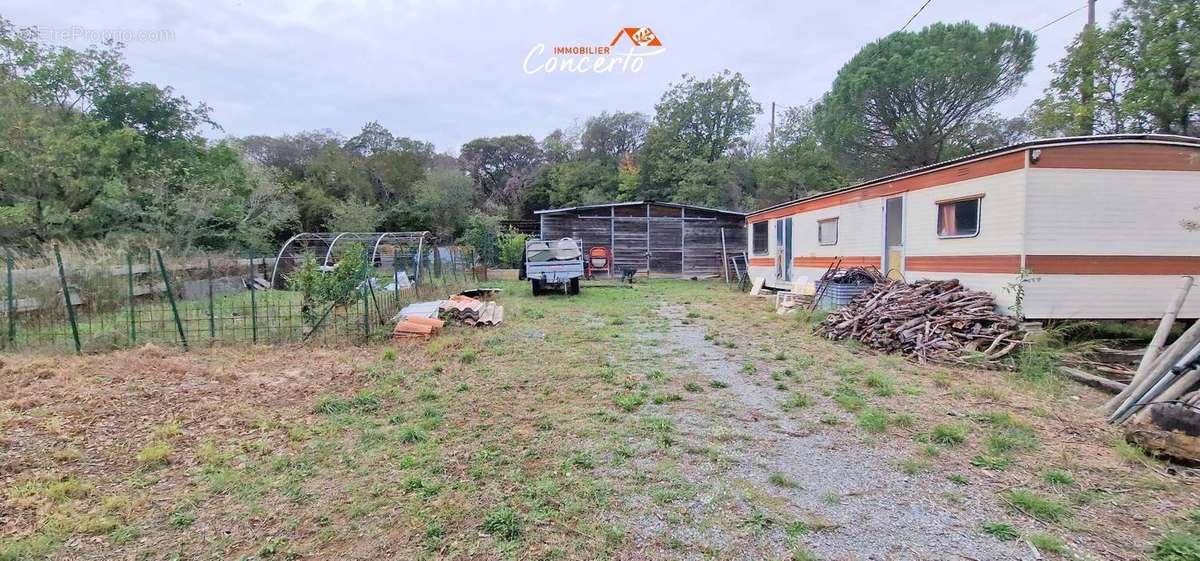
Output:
0,245,477,355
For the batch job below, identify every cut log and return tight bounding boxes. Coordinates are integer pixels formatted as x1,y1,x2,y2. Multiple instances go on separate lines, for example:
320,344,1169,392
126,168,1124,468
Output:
1060,367,1127,394
1125,402,1200,464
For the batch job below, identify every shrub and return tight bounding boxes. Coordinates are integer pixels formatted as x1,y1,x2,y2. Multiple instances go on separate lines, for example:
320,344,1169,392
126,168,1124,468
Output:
498,232,529,268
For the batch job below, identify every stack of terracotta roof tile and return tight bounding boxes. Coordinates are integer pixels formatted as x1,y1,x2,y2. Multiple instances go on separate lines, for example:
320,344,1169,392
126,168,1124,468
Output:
438,294,503,327
393,316,445,339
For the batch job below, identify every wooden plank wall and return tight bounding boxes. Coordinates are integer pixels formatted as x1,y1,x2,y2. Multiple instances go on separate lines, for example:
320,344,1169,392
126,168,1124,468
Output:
539,203,747,278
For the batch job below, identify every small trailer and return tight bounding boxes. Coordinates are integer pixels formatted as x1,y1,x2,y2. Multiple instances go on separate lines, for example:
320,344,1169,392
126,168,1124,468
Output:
523,238,584,296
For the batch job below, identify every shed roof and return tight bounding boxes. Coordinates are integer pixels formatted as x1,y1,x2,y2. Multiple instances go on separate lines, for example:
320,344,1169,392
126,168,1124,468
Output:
747,134,1200,219
534,200,747,216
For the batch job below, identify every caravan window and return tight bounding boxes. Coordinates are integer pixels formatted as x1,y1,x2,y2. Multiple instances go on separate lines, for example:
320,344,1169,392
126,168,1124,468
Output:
751,221,769,255
818,218,838,245
937,196,981,238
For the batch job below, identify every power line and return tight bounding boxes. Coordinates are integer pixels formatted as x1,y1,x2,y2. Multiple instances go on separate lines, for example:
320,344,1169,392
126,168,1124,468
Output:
900,0,934,31
1034,2,1090,33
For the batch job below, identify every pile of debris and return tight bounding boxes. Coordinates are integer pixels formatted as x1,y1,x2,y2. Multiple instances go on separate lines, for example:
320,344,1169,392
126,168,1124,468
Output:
392,316,446,339
439,294,504,326
817,279,1023,364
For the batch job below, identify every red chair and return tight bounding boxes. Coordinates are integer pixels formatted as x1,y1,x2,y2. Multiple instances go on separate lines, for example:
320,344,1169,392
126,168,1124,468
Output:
585,247,613,280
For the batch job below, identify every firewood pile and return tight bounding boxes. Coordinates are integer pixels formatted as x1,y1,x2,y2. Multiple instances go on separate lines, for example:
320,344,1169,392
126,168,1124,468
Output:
817,279,1024,364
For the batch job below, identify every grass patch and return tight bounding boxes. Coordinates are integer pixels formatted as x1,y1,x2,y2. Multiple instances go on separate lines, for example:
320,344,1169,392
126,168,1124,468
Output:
709,380,728,389
768,472,800,489
1152,533,1200,561
782,392,811,410
930,423,968,445
613,393,645,413
1006,489,1070,522
1041,469,1075,486
1029,533,1068,555
857,408,889,433
481,507,522,541
980,521,1019,541
136,443,172,467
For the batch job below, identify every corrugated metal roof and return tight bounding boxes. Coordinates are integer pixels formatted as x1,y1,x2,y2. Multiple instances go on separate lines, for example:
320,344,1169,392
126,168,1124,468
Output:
534,200,747,216
747,134,1200,218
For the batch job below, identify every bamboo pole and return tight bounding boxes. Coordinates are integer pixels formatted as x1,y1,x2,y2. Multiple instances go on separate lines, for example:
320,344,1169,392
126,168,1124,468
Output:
1128,368,1200,425
1109,321,1200,422
1103,276,1193,414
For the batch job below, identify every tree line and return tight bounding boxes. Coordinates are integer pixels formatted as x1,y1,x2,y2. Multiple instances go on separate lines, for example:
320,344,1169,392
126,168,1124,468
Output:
1,0,1195,254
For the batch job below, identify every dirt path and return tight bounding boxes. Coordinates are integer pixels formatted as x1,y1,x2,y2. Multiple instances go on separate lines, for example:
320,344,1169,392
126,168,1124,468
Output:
635,303,1034,560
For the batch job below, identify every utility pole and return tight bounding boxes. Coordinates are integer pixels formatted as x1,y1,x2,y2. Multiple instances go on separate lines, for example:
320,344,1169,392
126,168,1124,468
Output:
769,102,776,151
1080,0,1097,135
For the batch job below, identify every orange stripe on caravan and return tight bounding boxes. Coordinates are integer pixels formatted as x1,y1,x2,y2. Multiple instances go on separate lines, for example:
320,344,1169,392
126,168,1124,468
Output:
748,151,1025,224
1033,144,1200,172
793,256,881,268
905,255,1020,273
1025,255,1200,275
748,257,774,267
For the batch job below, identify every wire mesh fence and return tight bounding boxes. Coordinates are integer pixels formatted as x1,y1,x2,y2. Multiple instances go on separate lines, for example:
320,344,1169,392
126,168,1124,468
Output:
0,243,478,355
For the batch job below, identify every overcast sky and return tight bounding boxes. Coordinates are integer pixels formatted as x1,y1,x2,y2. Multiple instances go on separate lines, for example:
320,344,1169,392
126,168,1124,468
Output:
5,0,1108,154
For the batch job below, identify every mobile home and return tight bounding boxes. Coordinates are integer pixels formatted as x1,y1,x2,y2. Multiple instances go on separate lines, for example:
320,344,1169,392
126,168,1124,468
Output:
746,135,1200,319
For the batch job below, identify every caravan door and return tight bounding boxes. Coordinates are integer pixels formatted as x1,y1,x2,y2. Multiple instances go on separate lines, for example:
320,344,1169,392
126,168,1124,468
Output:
775,217,793,284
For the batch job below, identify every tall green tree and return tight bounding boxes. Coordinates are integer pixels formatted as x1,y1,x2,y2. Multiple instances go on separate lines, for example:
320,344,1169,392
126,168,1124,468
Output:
814,22,1035,178
459,135,543,215
754,105,848,207
1031,0,1198,136
580,111,649,164
639,70,761,203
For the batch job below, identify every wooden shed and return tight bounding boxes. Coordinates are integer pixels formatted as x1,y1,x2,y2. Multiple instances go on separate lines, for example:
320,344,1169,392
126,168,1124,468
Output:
536,201,747,278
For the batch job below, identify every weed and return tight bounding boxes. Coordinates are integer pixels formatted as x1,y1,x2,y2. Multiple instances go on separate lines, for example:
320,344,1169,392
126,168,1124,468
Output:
930,423,968,445
819,414,841,425
946,474,968,485
895,458,930,475
985,427,1039,455
980,521,1019,541
1113,440,1157,466
151,421,182,440
647,370,668,382
455,382,469,392
971,455,1013,471
380,348,397,361
1041,469,1075,486
1152,533,1200,561
684,381,702,392
741,511,774,532
107,525,138,545
821,492,841,505
922,444,942,457
857,408,890,433
137,443,172,467
774,351,787,361
564,452,595,470
398,426,428,444
460,350,477,364
651,393,682,404
481,507,522,540
783,392,811,410
169,510,196,528
832,386,866,412
1006,489,1070,522
416,388,439,402
710,380,728,389
613,393,645,413
768,472,800,489
891,413,916,428
791,546,818,561
741,363,757,375
864,372,896,396
1029,533,1068,555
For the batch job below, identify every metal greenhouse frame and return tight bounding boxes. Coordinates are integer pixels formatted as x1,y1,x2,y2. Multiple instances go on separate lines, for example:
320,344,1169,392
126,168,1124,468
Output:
269,231,433,287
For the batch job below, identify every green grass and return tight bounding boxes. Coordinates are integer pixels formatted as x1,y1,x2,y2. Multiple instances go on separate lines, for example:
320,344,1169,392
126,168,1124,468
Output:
1006,489,1071,522
136,443,172,467
930,423,968,445
481,507,522,541
980,521,1019,541
768,472,800,489
857,408,890,433
613,393,645,413
1029,533,1068,555
1152,533,1200,561
1041,469,1075,486
710,380,728,389
782,392,812,410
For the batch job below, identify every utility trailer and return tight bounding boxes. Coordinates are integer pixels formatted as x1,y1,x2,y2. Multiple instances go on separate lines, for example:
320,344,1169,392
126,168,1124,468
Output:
522,238,584,296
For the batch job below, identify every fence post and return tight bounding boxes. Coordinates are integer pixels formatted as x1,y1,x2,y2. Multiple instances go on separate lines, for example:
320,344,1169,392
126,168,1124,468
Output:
155,250,188,351
248,253,258,343
127,253,136,345
207,258,215,344
53,244,82,354
6,251,14,347
361,249,370,344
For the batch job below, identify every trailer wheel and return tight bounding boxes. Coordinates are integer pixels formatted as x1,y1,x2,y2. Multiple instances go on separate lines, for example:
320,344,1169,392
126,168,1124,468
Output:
530,278,542,296
567,278,580,295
